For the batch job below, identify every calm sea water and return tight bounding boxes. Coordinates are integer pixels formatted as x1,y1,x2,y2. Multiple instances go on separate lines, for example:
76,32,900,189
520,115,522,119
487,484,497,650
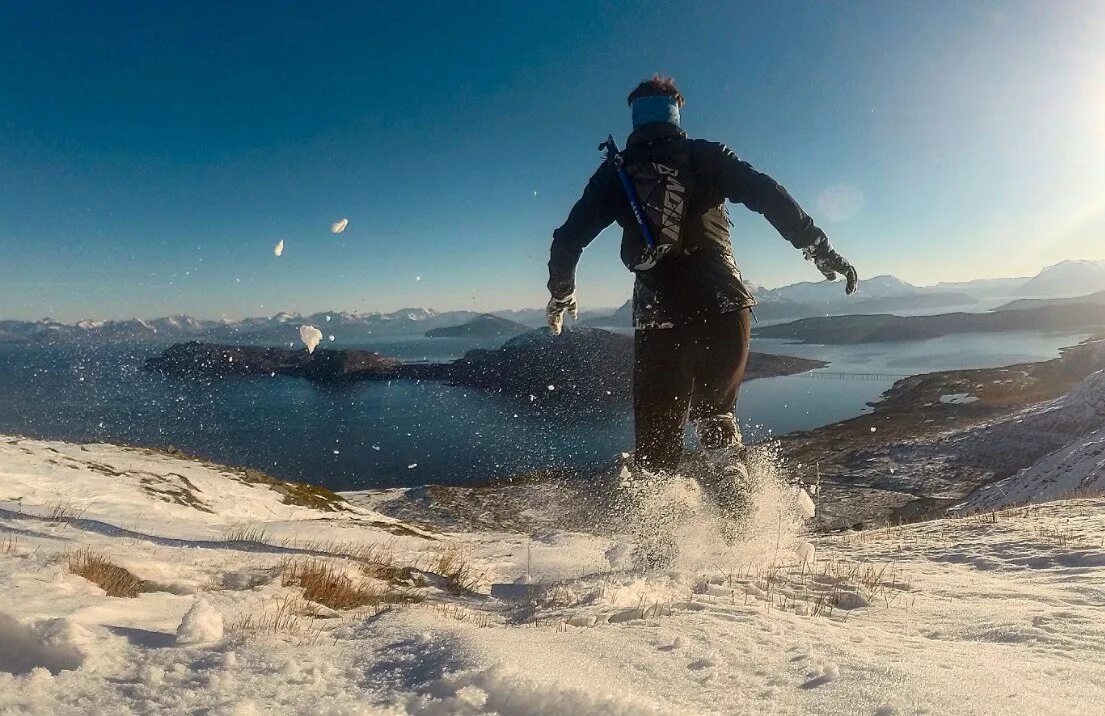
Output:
0,330,1089,490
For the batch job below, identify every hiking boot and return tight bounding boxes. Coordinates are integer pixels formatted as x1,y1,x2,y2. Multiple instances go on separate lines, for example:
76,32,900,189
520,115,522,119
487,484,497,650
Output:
696,414,747,467
696,414,742,450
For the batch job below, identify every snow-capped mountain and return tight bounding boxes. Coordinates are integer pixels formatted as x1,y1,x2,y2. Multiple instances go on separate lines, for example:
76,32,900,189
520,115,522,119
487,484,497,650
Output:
0,309,506,346
1016,259,1105,298
756,274,921,305
928,276,1031,299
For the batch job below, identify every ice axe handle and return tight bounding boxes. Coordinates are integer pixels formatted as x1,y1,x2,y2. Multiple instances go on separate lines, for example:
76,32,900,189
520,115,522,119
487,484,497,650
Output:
600,135,657,249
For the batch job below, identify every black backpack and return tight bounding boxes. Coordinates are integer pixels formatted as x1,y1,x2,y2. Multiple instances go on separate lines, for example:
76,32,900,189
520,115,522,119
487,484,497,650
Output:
621,136,696,268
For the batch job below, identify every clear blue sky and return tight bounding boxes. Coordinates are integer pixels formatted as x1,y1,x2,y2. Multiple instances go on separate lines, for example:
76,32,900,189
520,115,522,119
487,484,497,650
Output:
2,1,1103,321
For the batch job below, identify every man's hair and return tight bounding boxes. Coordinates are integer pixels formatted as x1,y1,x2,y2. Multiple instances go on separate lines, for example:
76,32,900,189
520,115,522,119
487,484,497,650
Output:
627,75,685,108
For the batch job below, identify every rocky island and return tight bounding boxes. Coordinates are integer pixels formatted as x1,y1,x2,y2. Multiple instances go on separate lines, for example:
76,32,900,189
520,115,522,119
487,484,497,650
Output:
424,313,530,339
145,327,827,412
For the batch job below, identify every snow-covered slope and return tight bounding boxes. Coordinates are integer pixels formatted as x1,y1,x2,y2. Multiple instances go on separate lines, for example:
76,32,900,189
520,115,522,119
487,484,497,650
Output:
2,436,1105,714
964,426,1105,510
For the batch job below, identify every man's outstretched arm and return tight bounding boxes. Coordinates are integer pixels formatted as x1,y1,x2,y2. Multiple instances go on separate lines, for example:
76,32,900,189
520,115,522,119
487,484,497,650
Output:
701,142,858,293
546,164,617,332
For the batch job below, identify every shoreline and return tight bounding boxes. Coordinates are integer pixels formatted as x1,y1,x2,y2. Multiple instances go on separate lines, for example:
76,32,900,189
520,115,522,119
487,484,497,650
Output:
781,334,1105,530
3,332,1103,533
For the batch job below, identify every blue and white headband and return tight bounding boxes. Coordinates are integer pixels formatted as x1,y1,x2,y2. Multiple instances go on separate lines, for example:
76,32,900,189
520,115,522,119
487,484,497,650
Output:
631,95,681,128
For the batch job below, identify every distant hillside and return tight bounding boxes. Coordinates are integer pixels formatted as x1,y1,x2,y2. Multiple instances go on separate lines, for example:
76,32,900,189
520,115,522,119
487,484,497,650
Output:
582,300,632,328
580,286,982,326
928,276,1030,299
1016,260,1105,298
449,327,826,413
425,314,530,338
995,290,1105,312
755,303,1105,344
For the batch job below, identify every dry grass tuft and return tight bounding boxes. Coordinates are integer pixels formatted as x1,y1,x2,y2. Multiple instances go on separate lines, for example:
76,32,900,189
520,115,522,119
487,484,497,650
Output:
425,546,484,595
1,536,19,555
227,595,326,644
281,558,421,611
47,501,86,523
67,548,149,597
223,524,270,544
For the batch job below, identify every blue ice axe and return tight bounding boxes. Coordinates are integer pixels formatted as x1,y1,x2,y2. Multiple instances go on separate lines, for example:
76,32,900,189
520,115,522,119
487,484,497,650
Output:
600,135,672,272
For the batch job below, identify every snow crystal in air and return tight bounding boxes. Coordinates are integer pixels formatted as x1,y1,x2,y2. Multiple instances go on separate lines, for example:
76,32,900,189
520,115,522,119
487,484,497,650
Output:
331,218,348,234
175,599,223,645
328,335,335,342
407,463,418,469
415,276,422,282
273,240,284,257
299,325,323,354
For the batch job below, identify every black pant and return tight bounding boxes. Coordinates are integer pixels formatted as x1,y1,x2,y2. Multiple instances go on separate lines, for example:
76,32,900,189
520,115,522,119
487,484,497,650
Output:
633,309,751,470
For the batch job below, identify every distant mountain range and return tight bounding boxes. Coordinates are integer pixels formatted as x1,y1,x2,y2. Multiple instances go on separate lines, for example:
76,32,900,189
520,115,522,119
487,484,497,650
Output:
4,260,1103,345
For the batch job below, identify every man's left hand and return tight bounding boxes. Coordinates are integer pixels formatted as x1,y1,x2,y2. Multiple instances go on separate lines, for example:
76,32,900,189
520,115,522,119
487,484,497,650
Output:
546,292,578,335
804,238,859,295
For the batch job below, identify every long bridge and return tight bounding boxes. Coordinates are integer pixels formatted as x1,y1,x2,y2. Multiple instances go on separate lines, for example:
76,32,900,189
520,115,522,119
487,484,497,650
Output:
796,371,912,382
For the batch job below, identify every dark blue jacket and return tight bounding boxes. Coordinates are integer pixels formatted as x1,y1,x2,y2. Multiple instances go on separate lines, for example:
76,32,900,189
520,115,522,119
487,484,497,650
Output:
549,123,826,328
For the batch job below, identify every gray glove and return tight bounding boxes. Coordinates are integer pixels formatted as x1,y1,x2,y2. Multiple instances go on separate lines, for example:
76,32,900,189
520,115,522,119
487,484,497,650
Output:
546,292,578,335
803,237,858,294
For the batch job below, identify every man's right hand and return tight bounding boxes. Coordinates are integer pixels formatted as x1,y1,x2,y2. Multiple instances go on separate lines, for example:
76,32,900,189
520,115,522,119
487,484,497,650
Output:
546,292,578,335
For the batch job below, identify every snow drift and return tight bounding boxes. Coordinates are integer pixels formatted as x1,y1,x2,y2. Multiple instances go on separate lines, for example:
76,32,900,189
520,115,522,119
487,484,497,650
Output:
2,434,1105,714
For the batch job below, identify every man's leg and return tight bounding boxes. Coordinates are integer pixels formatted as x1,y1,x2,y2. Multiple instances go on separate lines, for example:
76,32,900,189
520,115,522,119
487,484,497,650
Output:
633,325,695,471
689,309,752,449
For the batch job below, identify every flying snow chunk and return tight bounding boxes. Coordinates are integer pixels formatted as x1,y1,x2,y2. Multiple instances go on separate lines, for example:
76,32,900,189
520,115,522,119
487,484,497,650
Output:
407,463,418,469
273,240,284,257
796,487,817,519
331,218,348,234
299,325,323,354
176,599,224,645
415,276,422,282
